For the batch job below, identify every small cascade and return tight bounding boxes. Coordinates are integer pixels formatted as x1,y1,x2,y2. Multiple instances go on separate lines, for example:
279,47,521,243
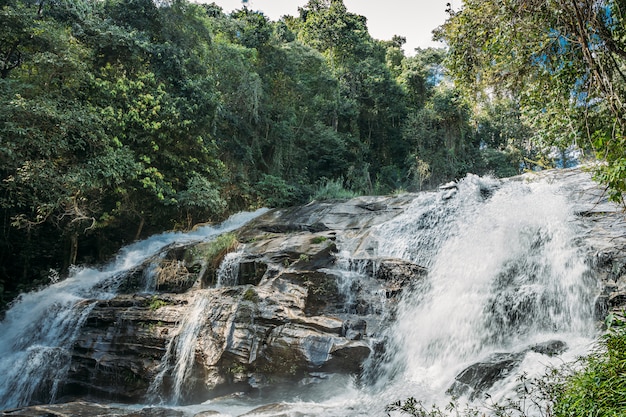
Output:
140,256,164,293
147,293,210,404
216,248,245,287
369,175,500,268
0,209,267,410
328,252,388,319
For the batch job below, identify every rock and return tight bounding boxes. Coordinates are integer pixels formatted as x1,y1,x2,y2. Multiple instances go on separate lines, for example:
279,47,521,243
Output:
341,319,367,340
448,340,568,401
356,202,388,212
51,195,429,404
439,181,457,190
260,323,368,373
0,402,184,417
528,340,567,356
128,407,185,417
447,352,524,400
193,411,221,417
374,259,427,298
239,403,293,416
238,259,268,286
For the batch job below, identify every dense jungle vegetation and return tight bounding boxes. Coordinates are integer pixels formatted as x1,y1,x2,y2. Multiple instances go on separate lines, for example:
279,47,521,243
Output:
0,0,530,306
0,0,624,309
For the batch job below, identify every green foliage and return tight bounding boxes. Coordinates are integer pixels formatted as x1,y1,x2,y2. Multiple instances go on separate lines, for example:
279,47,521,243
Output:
188,233,239,268
148,296,169,311
0,0,531,306
439,0,626,202
242,287,259,303
312,178,359,201
310,236,328,244
255,174,299,208
552,317,626,417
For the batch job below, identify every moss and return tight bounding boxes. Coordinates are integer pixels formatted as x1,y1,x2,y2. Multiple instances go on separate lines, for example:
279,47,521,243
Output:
148,296,169,311
242,287,259,303
310,235,328,244
185,232,239,286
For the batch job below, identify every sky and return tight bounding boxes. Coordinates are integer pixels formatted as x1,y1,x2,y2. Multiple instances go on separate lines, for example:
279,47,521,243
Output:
199,0,462,55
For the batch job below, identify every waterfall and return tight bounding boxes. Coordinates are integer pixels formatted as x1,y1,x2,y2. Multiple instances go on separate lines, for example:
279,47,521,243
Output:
216,249,244,287
0,209,267,410
0,172,604,416
360,174,599,408
147,293,211,404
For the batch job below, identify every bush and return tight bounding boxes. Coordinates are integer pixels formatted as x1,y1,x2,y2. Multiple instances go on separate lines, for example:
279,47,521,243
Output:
312,178,359,200
184,232,239,286
553,317,626,417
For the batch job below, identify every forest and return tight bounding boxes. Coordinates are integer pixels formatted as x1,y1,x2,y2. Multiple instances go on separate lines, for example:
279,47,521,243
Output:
1,0,624,309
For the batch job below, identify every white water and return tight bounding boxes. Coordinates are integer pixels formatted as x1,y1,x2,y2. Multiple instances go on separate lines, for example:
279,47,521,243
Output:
148,293,211,404
216,249,245,287
0,209,268,409
364,176,597,402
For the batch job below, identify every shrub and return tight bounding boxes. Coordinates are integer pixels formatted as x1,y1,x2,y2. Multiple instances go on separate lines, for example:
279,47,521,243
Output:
553,317,626,417
312,178,359,200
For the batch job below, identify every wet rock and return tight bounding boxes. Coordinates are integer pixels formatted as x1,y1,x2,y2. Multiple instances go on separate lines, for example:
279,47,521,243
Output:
528,340,567,356
128,407,186,417
193,411,221,417
341,319,367,340
447,352,525,400
356,202,388,212
375,259,427,298
448,340,568,401
239,403,293,416
238,259,268,286
439,181,457,190
0,402,185,417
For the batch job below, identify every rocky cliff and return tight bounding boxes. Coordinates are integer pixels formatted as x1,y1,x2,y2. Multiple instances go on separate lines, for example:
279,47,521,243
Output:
58,194,425,405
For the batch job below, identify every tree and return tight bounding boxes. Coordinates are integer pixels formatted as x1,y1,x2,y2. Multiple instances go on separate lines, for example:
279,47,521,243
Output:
438,0,626,202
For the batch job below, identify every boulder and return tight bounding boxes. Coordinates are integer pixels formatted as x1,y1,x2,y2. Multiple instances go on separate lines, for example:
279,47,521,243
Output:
448,340,568,400
528,340,567,356
447,352,524,400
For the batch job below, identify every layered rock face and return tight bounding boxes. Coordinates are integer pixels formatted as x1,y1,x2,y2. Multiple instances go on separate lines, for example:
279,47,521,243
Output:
61,195,425,404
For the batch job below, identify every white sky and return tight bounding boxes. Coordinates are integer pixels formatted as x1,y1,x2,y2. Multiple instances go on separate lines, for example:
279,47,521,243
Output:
199,0,462,55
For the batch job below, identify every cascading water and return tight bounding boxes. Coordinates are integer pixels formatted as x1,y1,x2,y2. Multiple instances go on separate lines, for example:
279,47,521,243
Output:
0,209,267,410
361,175,598,407
148,293,211,404
281,173,599,416
216,249,245,288
0,172,604,416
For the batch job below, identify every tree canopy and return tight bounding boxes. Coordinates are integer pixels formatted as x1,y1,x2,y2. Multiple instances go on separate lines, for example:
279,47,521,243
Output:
0,0,595,307
438,0,626,202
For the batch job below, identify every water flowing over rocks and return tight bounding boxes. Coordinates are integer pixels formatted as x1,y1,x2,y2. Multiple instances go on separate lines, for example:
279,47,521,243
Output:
3,168,626,416
55,195,424,406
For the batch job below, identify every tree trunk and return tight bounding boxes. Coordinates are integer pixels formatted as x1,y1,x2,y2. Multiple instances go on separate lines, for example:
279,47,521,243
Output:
69,234,78,266
134,217,145,241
